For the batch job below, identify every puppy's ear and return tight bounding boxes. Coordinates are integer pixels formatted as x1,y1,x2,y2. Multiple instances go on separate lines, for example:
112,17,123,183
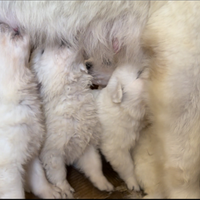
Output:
108,78,123,103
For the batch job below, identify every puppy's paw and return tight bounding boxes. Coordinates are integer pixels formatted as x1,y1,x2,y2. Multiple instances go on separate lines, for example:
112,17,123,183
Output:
126,179,140,192
93,176,114,192
36,183,62,199
56,180,75,199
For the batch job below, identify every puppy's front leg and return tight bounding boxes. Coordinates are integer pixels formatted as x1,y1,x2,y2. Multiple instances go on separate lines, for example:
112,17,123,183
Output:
40,150,74,199
101,141,140,191
73,145,114,192
24,156,62,199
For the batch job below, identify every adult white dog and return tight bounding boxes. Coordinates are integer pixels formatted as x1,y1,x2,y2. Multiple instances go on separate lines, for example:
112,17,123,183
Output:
92,63,149,192
0,23,61,198
30,44,114,198
0,1,200,199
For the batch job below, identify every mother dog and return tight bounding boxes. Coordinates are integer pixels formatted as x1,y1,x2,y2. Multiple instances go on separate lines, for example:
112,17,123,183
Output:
0,1,200,199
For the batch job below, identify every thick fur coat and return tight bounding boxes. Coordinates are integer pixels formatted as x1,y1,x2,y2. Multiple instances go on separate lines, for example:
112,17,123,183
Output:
30,44,113,198
0,1,200,199
0,24,61,199
92,64,149,192
0,1,149,64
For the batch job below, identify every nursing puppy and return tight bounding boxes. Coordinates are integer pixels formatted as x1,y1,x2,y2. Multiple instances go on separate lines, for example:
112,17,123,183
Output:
0,23,61,198
30,44,114,198
85,57,117,87
1,1,200,199
92,64,149,192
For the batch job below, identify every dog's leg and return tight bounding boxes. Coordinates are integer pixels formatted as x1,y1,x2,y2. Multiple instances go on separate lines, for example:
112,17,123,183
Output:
73,145,114,192
101,141,140,191
24,156,62,199
132,128,165,199
40,150,74,199
0,165,24,198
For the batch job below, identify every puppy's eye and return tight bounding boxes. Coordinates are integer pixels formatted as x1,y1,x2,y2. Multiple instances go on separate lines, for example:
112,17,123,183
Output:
41,49,44,55
85,62,93,70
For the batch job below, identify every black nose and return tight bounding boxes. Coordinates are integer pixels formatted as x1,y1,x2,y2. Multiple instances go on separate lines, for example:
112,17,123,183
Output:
85,62,93,70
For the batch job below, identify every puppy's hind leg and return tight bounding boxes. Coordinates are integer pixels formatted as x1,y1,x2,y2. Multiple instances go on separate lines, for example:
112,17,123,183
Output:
73,145,114,192
24,156,62,199
0,165,24,198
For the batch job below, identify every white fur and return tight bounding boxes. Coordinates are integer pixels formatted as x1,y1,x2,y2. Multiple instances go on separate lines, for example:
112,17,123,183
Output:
132,2,200,199
30,44,113,198
0,1,200,199
92,64,148,192
0,1,149,65
24,156,62,199
0,23,61,199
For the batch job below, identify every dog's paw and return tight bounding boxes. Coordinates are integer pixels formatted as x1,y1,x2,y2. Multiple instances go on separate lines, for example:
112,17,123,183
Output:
36,183,62,199
126,179,140,192
56,180,75,199
93,176,114,192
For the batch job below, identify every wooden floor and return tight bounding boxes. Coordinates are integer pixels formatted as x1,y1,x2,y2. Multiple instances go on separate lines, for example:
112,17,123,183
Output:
25,155,144,199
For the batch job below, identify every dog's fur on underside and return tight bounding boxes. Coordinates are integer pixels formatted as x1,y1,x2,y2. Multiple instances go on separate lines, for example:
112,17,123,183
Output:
0,1,200,199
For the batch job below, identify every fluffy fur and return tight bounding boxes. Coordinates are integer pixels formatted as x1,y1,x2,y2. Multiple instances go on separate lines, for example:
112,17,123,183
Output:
0,1,149,64
30,44,113,198
0,1,200,198
92,64,149,192
0,23,61,198
131,2,200,198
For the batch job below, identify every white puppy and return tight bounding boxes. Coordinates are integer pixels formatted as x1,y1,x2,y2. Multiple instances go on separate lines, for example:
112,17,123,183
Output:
1,2,200,199
30,44,114,198
0,23,61,199
92,63,149,192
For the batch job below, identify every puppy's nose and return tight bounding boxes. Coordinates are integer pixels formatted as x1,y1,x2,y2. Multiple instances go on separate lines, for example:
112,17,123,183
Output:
85,62,93,70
